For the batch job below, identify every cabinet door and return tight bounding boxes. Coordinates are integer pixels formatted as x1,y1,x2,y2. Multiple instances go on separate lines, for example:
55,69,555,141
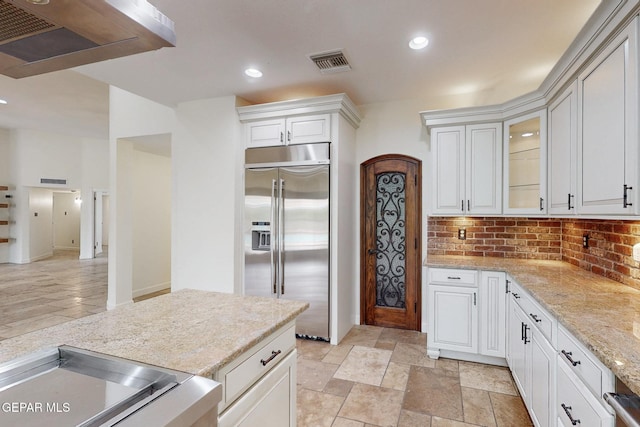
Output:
507,300,529,402
431,126,465,215
503,111,547,215
219,350,296,427
578,18,638,215
529,328,556,427
246,119,286,147
556,361,614,427
548,81,578,215
479,271,506,358
428,284,478,354
286,114,331,145
466,123,502,215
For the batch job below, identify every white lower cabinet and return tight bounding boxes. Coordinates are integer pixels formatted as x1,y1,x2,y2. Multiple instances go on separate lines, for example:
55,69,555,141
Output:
507,295,555,427
216,324,297,427
218,351,296,427
427,268,506,363
428,283,478,355
556,361,614,427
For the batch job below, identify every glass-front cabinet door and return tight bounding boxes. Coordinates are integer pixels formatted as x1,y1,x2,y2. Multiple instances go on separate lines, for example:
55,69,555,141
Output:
503,110,547,215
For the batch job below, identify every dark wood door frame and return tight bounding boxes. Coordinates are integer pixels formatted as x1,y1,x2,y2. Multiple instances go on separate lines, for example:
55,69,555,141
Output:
360,154,422,330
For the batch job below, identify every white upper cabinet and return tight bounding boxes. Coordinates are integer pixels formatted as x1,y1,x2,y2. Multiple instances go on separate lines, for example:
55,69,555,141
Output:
431,123,502,215
244,114,331,148
548,81,578,215
503,110,547,215
577,17,638,215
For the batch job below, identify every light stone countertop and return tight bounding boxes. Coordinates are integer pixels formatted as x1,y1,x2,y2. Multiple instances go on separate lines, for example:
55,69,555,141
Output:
0,289,308,379
425,255,640,396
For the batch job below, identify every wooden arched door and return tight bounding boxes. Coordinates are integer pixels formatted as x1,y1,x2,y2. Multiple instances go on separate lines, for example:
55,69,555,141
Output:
360,154,421,330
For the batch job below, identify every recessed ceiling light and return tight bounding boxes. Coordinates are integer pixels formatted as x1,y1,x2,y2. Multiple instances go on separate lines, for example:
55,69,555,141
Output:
409,36,429,50
0,99,7,105
245,68,263,78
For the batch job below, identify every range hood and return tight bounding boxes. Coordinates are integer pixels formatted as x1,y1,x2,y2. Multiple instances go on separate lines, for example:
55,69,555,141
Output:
0,0,176,78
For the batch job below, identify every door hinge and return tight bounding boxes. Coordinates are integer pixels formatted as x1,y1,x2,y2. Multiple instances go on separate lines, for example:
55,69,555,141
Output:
414,302,417,313
506,279,510,294
415,238,417,249
414,175,417,186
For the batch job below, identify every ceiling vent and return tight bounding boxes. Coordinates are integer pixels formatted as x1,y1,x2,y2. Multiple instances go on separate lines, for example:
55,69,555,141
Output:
0,0,176,78
309,50,351,74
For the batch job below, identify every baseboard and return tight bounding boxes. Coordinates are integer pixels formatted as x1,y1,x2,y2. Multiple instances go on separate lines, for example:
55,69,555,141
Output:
132,282,171,298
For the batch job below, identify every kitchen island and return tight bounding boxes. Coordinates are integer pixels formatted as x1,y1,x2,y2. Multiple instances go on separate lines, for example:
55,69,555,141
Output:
0,289,308,426
426,255,640,410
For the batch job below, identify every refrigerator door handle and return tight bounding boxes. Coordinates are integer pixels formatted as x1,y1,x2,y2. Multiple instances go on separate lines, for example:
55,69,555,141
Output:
270,179,277,294
279,178,285,295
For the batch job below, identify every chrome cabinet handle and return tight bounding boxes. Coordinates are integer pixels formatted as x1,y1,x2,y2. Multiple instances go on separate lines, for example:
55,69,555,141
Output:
287,131,291,142
512,293,521,299
561,403,580,425
279,179,285,295
447,276,461,280
260,350,282,366
529,313,542,323
624,184,633,208
561,350,581,366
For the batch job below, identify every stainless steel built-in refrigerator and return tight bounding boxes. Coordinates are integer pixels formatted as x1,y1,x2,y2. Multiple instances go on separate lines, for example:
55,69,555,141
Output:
244,143,330,341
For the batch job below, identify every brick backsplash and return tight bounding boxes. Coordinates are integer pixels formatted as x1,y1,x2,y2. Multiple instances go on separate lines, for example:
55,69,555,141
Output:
427,217,640,289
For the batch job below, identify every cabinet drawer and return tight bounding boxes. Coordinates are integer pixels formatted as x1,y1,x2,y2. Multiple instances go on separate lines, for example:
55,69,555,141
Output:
557,361,614,427
218,325,295,410
557,325,613,402
429,268,477,286
509,279,554,343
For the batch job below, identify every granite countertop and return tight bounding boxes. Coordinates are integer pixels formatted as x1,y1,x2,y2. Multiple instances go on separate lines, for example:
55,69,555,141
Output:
425,255,640,396
0,289,308,379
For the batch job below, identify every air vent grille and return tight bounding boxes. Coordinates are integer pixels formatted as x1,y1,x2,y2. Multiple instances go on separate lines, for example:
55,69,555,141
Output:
309,50,351,74
0,1,56,43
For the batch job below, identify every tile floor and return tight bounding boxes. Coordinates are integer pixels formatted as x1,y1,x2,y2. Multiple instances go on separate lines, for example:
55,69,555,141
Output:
0,251,532,426
296,326,533,427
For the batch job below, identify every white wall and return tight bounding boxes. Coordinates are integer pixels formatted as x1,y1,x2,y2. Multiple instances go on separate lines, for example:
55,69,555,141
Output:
172,96,244,293
108,86,176,308
80,137,109,259
3,129,108,263
29,187,53,261
132,148,171,297
53,192,81,250
353,98,430,324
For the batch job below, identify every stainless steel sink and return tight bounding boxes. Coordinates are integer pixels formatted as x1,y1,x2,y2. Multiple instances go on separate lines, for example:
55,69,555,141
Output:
0,346,221,427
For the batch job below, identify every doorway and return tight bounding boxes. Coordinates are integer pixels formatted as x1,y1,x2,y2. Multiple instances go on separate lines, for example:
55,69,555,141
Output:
360,154,422,330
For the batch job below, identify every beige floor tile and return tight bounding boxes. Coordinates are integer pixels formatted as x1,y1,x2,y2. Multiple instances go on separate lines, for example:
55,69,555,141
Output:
435,358,460,374
398,409,432,427
391,342,436,368
379,328,427,346
323,344,353,364
297,388,345,427
297,338,332,360
431,416,482,427
489,392,533,427
334,345,392,386
375,339,398,351
459,362,517,395
297,358,339,391
338,383,404,426
332,417,365,427
381,361,410,391
461,387,496,426
323,378,354,397
339,325,384,347
403,365,464,421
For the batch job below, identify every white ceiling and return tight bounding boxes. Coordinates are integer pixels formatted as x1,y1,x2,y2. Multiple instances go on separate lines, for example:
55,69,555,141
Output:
0,0,601,140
